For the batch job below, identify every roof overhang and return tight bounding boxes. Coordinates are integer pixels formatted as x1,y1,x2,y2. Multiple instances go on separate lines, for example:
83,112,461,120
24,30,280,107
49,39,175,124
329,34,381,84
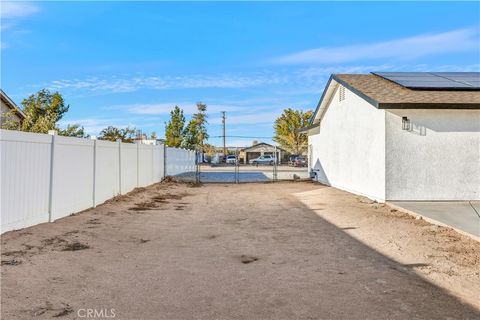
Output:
309,75,340,125
377,102,480,109
331,74,480,109
296,122,320,135
308,74,480,127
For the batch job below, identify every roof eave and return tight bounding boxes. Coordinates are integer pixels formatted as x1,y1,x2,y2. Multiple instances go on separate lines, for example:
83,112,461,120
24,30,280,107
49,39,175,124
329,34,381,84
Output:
309,75,335,125
296,122,320,133
378,103,480,109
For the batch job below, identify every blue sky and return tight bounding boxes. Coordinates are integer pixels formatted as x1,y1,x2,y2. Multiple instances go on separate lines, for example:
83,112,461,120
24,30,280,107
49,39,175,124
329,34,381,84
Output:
1,1,479,146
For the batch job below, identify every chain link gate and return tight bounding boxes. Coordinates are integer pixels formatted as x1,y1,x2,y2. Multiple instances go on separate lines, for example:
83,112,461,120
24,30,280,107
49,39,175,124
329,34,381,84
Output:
164,143,307,183
195,148,201,184
193,145,287,184
234,147,240,184
272,145,278,181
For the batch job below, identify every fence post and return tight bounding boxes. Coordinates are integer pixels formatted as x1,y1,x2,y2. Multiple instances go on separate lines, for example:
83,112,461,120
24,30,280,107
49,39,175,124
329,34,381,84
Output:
151,144,154,183
136,143,140,187
48,133,56,222
163,144,167,179
118,140,122,194
273,145,278,181
92,139,97,207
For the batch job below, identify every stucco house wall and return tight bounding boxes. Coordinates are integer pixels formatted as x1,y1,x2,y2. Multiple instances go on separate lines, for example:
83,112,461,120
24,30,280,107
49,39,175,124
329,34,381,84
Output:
309,85,386,201
385,109,480,200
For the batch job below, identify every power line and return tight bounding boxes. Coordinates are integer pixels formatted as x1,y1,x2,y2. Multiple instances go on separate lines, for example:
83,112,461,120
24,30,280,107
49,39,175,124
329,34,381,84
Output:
209,135,274,139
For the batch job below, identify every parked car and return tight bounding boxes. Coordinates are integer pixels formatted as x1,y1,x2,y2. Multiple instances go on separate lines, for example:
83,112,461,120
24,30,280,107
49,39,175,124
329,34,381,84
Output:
288,155,300,166
249,155,275,165
293,156,307,167
225,155,237,164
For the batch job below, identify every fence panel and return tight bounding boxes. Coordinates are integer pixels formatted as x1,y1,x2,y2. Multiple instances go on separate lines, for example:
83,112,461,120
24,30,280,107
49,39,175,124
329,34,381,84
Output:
153,145,165,182
166,147,176,176
166,147,196,176
0,130,52,233
95,140,120,205
51,136,94,220
120,143,138,194
1,129,194,233
138,144,153,187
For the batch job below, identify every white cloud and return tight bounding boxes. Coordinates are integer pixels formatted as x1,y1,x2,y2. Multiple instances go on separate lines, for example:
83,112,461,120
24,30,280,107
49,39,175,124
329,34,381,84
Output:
112,102,246,115
210,111,282,125
1,2,39,19
46,73,287,93
273,27,480,65
208,138,272,148
38,62,480,98
1,2,40,49
125,103,185,115
58,117,146,135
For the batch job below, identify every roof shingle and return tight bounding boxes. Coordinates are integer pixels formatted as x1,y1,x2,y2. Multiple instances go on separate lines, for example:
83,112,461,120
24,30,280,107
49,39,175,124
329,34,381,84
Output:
333,74,480,108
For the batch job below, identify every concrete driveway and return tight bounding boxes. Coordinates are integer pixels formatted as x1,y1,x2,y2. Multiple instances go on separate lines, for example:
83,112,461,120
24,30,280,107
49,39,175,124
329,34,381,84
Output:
389,201,480,239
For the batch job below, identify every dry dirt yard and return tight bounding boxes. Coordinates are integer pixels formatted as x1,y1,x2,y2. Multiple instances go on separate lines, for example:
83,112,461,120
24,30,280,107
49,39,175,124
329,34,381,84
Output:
1,181,479,319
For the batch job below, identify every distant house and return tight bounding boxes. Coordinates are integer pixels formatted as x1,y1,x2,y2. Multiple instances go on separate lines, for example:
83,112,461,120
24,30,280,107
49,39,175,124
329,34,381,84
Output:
239,142,285,164
0,90,25,127
300,72,480,202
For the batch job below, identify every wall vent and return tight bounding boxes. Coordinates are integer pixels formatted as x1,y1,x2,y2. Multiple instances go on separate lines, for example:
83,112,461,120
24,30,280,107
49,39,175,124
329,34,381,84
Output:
339,86,346,102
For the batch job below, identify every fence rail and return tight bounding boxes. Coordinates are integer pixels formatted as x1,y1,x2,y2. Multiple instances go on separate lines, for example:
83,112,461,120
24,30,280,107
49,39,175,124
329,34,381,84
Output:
0,129,195,233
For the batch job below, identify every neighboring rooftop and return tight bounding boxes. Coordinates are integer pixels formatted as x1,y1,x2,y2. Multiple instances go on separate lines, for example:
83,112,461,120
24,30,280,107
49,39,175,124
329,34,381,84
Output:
333,72,480,108
1,89,26,119
241,142,285,151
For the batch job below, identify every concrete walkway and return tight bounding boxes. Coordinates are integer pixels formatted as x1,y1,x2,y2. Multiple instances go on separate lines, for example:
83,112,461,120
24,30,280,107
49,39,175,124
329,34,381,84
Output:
389,201,480,239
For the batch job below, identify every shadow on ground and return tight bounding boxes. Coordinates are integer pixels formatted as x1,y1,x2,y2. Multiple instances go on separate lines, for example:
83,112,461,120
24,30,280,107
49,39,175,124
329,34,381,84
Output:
1,182,478,319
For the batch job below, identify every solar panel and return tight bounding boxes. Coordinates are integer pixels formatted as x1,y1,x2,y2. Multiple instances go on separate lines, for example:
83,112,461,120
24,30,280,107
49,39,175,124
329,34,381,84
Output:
372,72,480,90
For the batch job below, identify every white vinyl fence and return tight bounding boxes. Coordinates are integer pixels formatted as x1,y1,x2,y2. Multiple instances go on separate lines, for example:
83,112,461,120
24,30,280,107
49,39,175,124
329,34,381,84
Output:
0,129,196,233
166,147,196,176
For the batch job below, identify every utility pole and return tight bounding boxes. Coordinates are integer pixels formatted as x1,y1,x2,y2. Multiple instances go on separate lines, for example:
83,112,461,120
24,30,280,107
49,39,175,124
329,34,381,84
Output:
221,111,226,156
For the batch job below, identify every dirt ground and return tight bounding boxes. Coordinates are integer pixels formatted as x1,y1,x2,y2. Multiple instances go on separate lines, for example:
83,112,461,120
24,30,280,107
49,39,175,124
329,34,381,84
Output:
1,181,479,319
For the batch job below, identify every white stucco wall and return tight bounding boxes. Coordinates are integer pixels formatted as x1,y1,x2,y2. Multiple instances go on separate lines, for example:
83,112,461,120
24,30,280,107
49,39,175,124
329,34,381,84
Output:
385,109,480,200
309,85,386,201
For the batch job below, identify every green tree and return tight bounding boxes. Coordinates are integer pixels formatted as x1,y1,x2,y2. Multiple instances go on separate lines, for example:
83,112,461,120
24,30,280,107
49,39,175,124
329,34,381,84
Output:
15,89,69,133
98,126,136,142
273,108,313,154
150,131,157,140
1,110,22,130
165,106,186,147
182,102,208,150
58,124,88,138
202,143,217,156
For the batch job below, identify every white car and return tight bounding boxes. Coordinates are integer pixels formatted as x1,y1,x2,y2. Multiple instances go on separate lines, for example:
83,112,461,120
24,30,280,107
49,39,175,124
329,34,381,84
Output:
225,155,237,164
249,155,275,165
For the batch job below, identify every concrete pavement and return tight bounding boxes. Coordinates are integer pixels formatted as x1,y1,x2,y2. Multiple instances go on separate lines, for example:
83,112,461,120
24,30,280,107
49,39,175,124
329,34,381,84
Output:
176,165,310,183
389,201,480,240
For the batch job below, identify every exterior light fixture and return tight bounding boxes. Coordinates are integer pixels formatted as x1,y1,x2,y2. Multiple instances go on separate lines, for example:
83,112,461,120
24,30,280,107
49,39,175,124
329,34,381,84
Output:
402,117,411,131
